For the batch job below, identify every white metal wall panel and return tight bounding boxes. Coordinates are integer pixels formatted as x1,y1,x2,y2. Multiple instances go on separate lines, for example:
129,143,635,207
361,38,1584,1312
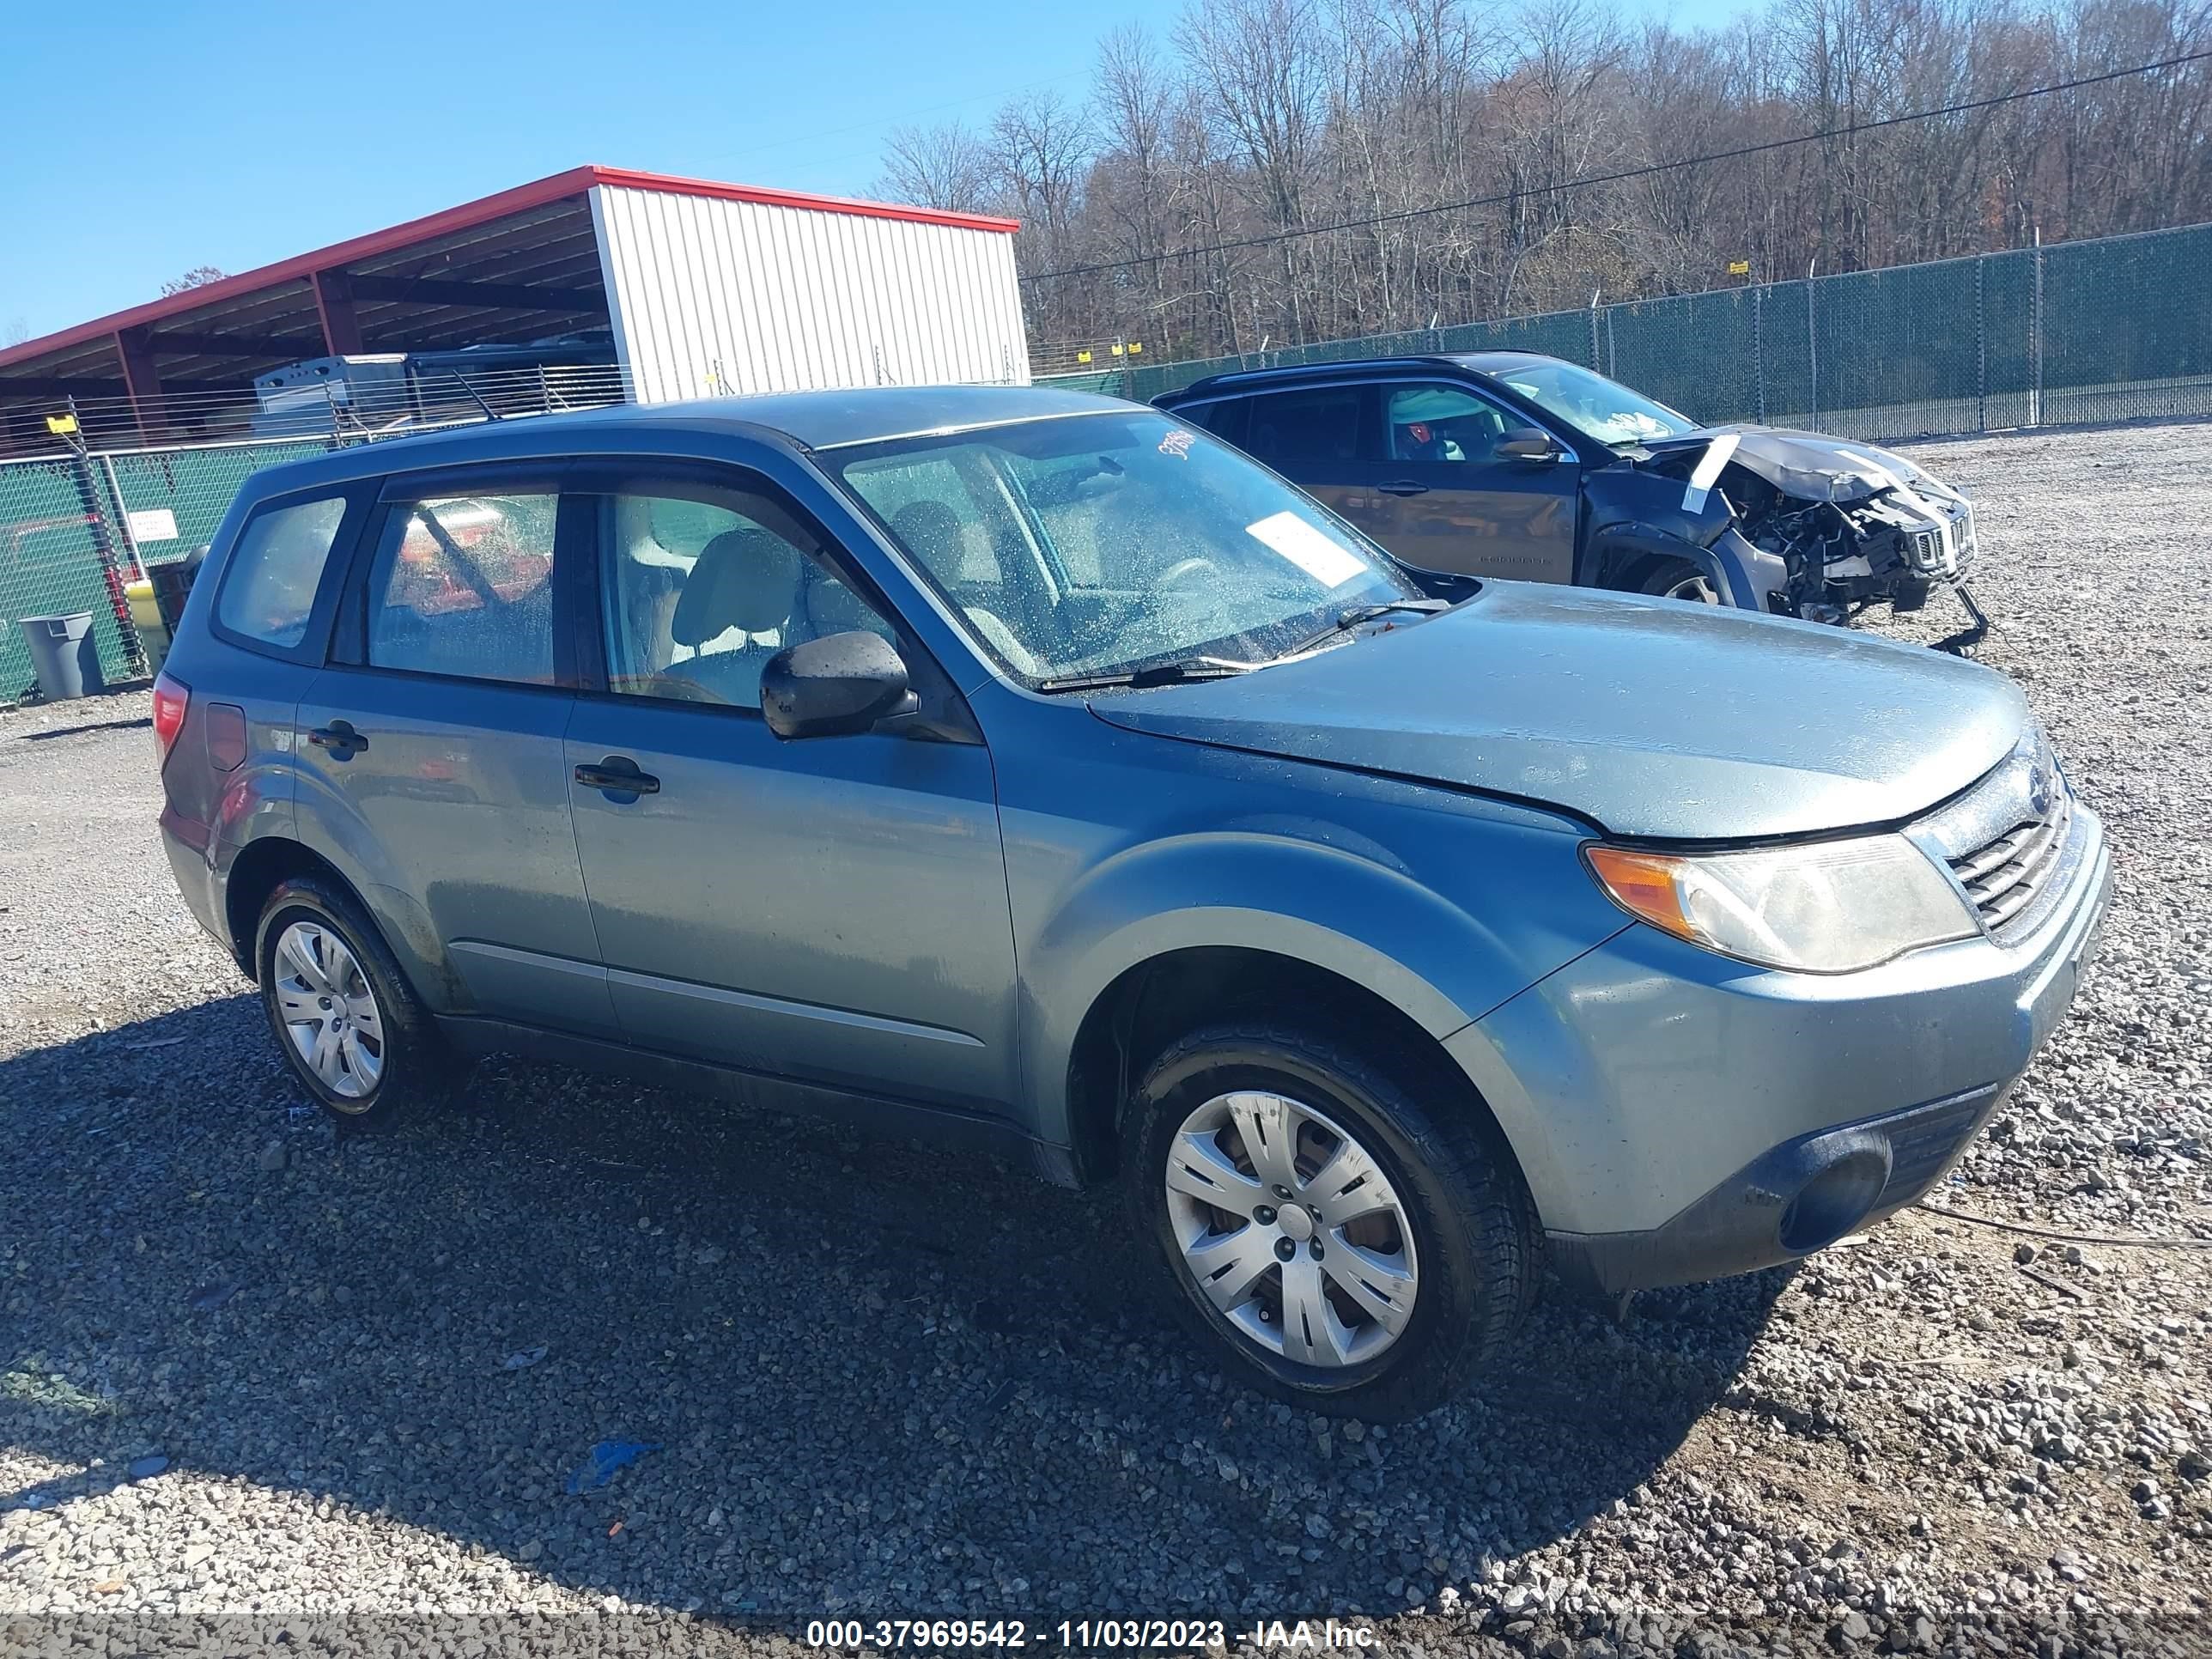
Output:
590,184,1029,404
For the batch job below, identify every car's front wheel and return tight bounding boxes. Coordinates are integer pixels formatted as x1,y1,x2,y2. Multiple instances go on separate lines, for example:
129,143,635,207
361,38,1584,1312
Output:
1125,1021,1534,1420
254,875,450,1128
1638,556,1721,605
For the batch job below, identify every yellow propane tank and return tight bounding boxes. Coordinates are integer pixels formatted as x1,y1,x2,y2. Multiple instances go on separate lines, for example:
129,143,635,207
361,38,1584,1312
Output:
125,577,170,677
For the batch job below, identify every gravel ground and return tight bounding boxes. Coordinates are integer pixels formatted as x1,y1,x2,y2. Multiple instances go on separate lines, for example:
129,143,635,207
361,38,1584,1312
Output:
2,421,2208,1659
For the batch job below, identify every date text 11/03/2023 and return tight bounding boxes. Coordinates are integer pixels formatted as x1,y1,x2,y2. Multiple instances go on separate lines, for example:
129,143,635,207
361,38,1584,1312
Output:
803,1619,1379,1650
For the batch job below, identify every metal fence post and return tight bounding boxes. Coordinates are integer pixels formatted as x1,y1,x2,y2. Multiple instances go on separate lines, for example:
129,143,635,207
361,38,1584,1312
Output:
1588,289,1601,368
59,401,146,679
1806,259,1820,428
98,453,146,581
1753,285,1766,423
2029,228,2045,427
1976,255,1987,433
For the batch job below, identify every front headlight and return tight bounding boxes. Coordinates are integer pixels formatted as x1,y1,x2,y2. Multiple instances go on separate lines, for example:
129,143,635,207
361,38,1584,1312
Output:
1583,834,1978,974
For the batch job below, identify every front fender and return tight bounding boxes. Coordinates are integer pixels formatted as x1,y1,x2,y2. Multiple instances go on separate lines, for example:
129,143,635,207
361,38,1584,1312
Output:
1590,521,1785,613
1017,823,1619,1150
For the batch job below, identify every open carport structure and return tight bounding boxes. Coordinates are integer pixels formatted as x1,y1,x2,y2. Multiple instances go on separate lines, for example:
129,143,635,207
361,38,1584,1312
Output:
0,165,1026,453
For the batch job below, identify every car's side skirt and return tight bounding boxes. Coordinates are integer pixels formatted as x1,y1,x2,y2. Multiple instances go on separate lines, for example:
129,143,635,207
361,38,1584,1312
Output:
432,1014,1082,1188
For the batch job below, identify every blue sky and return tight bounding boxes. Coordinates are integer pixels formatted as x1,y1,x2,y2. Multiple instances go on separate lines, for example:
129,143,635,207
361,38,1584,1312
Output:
1,0,1748,344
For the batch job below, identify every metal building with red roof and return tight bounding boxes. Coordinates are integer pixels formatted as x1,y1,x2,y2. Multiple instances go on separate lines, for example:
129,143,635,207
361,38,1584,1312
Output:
0,166,1026,451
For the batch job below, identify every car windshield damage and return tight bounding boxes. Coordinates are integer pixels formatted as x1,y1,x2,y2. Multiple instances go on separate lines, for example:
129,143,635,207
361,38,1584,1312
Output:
1491,360,1699,446
829,410,1425,688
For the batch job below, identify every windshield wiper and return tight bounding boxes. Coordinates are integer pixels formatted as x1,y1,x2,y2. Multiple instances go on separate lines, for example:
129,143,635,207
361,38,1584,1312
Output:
1036,655,1258,694
1279,599,1449,659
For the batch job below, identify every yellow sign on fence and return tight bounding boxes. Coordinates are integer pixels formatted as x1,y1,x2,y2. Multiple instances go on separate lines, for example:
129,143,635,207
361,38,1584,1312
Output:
1727,260,1752,276
45,413,78,435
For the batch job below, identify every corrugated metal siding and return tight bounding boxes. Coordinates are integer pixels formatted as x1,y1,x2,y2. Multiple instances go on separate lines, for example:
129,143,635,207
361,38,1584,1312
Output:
590,185,1029,404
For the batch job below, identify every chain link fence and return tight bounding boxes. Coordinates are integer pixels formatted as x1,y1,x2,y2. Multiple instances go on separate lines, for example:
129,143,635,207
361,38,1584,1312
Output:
0,367,637,703
0,437,351,702
1054,220,2212,442
8,220,2210,702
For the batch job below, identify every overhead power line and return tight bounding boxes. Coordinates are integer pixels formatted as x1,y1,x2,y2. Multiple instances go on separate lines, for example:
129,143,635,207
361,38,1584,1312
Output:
1020,47,2212,283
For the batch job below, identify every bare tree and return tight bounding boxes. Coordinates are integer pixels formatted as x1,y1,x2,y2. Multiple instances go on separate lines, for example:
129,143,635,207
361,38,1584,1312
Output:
872,122,999,216
904,0,2212,365
159,266,229,297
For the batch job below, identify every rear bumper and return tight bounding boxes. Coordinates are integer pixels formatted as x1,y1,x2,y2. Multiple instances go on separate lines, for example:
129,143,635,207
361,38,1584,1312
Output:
160,808,232,960
1448,802,2112,1290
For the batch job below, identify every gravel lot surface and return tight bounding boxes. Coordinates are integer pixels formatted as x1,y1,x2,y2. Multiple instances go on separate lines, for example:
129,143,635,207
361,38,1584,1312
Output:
2,421,2208,1658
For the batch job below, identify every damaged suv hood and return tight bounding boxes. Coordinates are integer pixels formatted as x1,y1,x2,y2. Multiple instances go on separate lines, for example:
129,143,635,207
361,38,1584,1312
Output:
1636,425,1941,504
1087,584,2026,841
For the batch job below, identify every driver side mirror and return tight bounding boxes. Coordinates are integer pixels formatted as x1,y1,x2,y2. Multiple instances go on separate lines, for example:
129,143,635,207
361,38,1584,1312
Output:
1498,427,1563,462
760,629,913,739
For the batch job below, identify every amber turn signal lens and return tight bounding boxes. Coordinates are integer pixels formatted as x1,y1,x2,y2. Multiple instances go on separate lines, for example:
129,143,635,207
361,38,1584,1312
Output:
1583,845,1696,941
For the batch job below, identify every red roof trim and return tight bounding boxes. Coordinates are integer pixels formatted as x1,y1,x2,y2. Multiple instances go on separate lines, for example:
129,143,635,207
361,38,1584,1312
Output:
0,165,1020,374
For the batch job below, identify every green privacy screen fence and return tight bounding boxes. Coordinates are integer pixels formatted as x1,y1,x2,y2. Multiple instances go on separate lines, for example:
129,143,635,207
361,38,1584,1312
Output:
1050,220,2212,441
0,438,332,701
6,219,2211,702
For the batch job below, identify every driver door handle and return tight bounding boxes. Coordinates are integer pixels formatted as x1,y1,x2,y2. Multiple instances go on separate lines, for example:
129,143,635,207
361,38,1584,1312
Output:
1375,479,1430,497
575,757,661,798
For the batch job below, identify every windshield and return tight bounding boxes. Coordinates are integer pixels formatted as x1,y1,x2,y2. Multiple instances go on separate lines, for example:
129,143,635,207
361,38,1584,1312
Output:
827,410,1423,684
1486,360,1698,446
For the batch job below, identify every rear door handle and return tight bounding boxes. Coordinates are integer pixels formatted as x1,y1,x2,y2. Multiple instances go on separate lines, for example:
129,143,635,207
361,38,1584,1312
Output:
307,720,368,759
574,757,661,799
1376,479,1430,497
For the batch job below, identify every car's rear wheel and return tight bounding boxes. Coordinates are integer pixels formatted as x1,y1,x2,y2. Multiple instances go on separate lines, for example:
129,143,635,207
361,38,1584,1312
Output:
1125,1021,1534,1420
254,875,451,1128
1638,556,1721,605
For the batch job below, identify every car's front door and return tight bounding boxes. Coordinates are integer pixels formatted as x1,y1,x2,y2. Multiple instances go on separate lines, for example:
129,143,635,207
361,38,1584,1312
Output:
295,475,618,1036
1349,380,1581,581
561,465,1019,1114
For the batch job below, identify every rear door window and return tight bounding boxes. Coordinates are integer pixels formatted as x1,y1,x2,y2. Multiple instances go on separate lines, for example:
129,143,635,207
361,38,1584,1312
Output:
216,495,351,650
1178,399,1249,447
364,492,561,684
1239,386,1369,465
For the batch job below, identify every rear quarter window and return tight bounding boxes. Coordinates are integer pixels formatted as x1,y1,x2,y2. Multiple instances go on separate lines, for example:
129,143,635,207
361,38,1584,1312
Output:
215,495,350,650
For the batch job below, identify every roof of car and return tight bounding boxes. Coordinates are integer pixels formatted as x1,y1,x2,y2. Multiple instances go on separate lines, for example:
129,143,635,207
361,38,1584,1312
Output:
233,384,1139,500
1156,351,1566,402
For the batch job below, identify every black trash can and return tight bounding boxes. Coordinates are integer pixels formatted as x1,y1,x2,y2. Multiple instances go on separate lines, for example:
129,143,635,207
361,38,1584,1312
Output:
17,611,105,702
149,545,210,633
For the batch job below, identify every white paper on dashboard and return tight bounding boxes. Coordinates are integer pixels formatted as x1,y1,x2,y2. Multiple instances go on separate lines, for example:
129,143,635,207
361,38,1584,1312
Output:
1245,510,1365,588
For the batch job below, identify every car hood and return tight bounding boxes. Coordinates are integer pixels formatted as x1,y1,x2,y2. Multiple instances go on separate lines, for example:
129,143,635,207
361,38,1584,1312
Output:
1634,424,1944,504
1086,584,2027,840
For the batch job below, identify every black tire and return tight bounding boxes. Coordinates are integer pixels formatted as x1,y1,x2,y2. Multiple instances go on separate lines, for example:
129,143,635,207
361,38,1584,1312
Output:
253,874,452,1129
1636,556,1721,605
1124,1020,1534,1421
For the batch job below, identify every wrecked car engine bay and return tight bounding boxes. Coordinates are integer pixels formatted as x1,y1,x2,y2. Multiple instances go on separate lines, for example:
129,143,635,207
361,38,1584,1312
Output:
1639,426,1990,652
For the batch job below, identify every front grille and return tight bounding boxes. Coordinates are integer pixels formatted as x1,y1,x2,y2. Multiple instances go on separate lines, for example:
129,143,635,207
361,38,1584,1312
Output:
1948,791,2073,937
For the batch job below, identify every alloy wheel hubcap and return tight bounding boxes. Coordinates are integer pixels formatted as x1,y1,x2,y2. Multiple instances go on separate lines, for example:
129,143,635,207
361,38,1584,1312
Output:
1662,573,1721,604
272,921,385,1105
1164,1091,1419,1369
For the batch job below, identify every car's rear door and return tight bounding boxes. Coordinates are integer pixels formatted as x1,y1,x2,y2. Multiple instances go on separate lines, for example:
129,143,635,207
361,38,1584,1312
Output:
1352,379,1581,581
1212,384,1382,541
559,459,1019,1114
293,468,617,1036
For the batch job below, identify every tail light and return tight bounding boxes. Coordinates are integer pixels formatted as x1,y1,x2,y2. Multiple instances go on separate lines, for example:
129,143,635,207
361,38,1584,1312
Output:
151,672,191,763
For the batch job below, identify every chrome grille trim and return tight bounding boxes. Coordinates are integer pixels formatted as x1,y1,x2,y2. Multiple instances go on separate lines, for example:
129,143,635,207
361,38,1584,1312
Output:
1947,791,2073,940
